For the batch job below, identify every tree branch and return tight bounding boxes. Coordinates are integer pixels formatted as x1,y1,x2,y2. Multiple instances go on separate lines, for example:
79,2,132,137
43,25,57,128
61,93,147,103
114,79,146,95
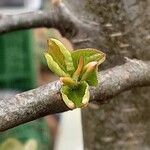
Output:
0,3,98,37
0,59,150,131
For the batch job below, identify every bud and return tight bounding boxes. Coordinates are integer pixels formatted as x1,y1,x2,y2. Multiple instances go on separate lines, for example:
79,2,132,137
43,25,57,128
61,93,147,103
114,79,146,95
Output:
81,61,98,81
72,56,84,80
83,61,97,71
60,77,77,87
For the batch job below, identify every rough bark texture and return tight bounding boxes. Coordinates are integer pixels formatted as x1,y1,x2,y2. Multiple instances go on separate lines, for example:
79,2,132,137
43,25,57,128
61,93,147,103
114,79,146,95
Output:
65,0,150,149
0,60,150,131
0,0,150,149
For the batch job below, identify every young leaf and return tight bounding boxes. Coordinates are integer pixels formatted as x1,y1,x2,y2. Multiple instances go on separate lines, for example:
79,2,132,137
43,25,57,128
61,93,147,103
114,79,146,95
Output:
47,38,74,73
72,56,84,80
71,49,105,86
60,77,77,87
60,81,89,109
71,48,106,69
45,39,106,109
44,52,69,77
81,62,98,86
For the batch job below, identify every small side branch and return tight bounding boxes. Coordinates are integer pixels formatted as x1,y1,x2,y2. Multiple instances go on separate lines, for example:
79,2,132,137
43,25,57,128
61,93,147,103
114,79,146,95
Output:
0,59,150,131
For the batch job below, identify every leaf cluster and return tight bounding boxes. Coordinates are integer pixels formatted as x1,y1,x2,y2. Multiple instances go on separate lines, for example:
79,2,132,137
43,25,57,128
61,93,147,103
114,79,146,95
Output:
44,39,106,109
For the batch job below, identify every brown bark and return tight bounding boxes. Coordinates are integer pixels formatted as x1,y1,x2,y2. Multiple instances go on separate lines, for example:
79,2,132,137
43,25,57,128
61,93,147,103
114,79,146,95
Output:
67,0,150,149
0,60,149,131
0,1,150,149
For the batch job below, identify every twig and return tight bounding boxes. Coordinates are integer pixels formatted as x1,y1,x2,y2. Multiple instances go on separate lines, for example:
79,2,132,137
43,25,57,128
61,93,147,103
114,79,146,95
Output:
0,59,150,131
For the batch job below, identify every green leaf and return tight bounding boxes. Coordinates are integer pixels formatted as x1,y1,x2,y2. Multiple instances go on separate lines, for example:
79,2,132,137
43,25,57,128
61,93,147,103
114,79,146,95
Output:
44,39,106,109
60,81,89,109
82,67,98,86
71,48,106,69
71,49,105,85
47,38,74,73
44,52,69,77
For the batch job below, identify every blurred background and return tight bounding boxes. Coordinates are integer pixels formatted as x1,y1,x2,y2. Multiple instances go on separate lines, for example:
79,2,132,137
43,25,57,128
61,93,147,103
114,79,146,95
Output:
0,0,150,150
0,0,82,150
